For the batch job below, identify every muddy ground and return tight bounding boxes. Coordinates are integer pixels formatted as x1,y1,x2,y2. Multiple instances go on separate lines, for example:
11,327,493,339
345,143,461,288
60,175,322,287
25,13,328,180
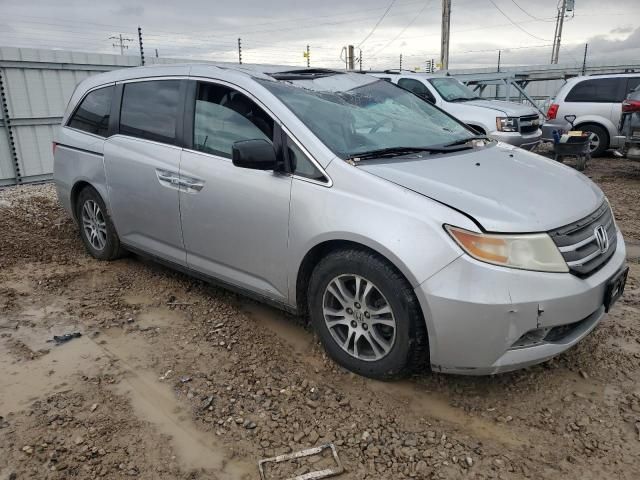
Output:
1,155,640,480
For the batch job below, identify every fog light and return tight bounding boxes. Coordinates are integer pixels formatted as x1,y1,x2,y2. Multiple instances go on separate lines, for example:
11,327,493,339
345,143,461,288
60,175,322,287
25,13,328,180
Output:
511,327,551,349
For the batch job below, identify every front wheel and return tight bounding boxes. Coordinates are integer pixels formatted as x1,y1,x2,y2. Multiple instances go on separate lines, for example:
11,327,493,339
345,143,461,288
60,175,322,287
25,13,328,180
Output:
307,249,427,379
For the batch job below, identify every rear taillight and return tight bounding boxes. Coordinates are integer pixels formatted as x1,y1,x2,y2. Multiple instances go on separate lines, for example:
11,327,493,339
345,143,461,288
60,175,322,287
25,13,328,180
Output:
52,142,57,156
547,103,559,120
622,99,640,112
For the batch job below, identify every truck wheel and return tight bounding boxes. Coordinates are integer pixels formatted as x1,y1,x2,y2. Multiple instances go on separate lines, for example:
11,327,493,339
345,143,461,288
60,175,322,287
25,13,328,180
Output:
307,248,428,380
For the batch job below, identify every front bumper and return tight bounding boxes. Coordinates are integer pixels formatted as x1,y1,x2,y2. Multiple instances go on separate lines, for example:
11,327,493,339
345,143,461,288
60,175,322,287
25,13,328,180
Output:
415,229,626,375
489,129,542,150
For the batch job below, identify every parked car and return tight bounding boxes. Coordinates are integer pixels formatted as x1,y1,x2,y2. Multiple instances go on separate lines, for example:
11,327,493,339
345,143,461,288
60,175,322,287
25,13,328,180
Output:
543,73,640,156
368,71,542,150
55,64,627,378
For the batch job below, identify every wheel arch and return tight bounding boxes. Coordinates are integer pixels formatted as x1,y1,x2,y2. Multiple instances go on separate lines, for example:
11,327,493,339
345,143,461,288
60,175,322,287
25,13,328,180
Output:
294,238,421,317
70,180,110,222
573,119,614,147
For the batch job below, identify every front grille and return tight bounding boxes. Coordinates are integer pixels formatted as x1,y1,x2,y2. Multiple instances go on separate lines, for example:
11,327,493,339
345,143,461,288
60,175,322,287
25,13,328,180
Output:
548,202,617,277
519,114,540,134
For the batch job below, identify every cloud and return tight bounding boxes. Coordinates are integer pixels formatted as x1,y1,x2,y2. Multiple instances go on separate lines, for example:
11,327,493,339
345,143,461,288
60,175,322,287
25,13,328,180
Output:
611,25,633,35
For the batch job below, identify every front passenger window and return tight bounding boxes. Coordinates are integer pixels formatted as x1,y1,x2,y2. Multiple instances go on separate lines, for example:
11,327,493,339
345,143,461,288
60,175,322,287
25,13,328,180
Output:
193,83,274,159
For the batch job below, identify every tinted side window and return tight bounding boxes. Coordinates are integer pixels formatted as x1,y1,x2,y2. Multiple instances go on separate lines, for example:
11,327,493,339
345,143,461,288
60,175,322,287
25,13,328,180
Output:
68,86,113,137
193,82,274,159
626,77,640,96
397,78,435,103
287,136,325,181
565,78,621,103
119,80,181,144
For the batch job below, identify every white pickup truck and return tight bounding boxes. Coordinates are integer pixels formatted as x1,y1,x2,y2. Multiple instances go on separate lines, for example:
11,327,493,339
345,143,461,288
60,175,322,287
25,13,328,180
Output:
369,71,542,150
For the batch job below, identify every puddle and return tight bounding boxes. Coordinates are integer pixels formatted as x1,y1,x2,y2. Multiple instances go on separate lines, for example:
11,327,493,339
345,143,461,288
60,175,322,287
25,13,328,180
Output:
98,334,254,479
136,306,185,329
1,322,254,478
0,328,102,414
362,379,527,448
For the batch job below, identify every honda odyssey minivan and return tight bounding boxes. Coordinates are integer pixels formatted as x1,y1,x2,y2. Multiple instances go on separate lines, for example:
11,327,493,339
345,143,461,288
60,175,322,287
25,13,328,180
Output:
54,64,628,378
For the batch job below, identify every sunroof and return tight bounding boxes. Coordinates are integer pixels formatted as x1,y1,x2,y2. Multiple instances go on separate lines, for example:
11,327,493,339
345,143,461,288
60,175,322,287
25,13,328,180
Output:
269,69,344,80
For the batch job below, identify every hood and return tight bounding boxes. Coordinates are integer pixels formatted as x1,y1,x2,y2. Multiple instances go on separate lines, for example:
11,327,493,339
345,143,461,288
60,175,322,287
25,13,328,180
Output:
358,143,604,233
463,99,538,117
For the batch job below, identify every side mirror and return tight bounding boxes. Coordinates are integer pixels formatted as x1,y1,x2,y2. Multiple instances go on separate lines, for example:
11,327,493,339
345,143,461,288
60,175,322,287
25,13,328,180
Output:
232,139,277,171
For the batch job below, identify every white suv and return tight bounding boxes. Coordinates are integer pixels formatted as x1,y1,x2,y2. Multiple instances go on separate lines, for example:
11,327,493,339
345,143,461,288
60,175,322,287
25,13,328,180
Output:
369,71,542,150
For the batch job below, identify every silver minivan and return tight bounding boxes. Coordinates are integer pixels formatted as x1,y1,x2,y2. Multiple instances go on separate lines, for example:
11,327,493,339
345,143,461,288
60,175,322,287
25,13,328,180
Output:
54,64,628,378
543,73,640,156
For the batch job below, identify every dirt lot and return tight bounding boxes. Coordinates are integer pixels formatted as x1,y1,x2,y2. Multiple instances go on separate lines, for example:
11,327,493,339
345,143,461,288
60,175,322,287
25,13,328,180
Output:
1,156,640,480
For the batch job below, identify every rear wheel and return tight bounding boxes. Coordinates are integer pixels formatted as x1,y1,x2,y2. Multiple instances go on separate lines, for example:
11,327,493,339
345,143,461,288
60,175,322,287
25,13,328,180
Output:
307,249,427,379
579,124,609,157
75,186,124,260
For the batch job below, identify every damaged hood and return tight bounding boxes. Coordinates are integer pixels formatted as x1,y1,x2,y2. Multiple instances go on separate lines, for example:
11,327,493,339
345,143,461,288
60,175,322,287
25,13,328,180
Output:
358,143,604,232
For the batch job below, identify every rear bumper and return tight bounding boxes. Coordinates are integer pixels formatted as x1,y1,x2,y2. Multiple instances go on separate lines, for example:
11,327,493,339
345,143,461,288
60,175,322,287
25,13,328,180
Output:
415,229,626,375
489,129,542,150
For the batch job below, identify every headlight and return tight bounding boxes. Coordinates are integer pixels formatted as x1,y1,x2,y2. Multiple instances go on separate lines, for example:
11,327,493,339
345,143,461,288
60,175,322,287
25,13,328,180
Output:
445,225,569,273
496,116,519,132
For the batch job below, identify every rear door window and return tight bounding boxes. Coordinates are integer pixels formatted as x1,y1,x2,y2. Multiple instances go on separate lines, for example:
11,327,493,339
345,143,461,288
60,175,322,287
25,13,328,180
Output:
192,82,274,159
565,78,623,103
119,80,181,144
398,78,435,103
68,85,114,137
625,77,640,97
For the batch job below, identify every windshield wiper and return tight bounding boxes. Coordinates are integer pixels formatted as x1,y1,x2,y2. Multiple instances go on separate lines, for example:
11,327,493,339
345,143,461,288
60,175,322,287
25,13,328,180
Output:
442,136,491,147
448,96,481,102
347,145,470,161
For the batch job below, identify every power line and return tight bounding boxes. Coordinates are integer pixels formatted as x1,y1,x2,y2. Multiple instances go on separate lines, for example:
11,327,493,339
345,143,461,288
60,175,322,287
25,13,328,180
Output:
486,0,551,41
508,0,555,22
357,0,398,48
370,0,433,57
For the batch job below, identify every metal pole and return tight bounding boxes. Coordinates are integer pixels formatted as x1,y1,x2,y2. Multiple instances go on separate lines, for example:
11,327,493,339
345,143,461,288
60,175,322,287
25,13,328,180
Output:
440,0,451,70
347,45,355,70
399,53,403,71
238,38,242,64
155,48,159,58
551,0,566,64
359,50,363,72
0,68,21,184
138,26,145,66
497,50,501,73
581,43,588,75
306,45,310,68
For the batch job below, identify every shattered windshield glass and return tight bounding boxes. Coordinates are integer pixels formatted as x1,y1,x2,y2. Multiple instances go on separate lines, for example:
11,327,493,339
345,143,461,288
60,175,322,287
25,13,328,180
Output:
257,74,472,159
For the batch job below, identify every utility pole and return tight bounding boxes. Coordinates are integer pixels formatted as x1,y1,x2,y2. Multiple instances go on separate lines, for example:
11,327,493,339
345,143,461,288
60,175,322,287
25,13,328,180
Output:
581,43,588,75
306,45,310,68
347,45,355,70
551,0,574,64
238,38,242,64
110,34,132,55
440,0,451,71
399,53,403,71
155,48,159,58
359,50,363,72
497,50,501,72
137,26,145,66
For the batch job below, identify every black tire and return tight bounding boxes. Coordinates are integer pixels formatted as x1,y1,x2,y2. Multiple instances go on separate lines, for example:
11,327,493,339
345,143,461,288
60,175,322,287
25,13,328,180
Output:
307,248,428,380
75,186,124,260
579,124,609,157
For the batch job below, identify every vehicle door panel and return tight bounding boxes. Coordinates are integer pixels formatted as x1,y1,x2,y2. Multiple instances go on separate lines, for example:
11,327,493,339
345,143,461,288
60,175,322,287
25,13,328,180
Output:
179,81,291,302
104,136,185,264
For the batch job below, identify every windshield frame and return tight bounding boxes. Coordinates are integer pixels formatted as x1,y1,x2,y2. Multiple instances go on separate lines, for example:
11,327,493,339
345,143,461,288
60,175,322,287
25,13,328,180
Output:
255,75,479,161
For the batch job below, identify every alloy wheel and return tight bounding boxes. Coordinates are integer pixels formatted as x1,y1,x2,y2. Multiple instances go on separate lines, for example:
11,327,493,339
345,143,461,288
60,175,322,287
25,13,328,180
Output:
322,274,396,362
81,199,107,251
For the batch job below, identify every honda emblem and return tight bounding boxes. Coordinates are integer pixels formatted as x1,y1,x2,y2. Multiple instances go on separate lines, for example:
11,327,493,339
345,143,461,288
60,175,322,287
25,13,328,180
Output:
594,225,609,254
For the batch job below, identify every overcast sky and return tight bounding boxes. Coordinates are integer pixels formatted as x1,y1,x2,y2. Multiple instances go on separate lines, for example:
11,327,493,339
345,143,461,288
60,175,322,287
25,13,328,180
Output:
0,0,638,70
